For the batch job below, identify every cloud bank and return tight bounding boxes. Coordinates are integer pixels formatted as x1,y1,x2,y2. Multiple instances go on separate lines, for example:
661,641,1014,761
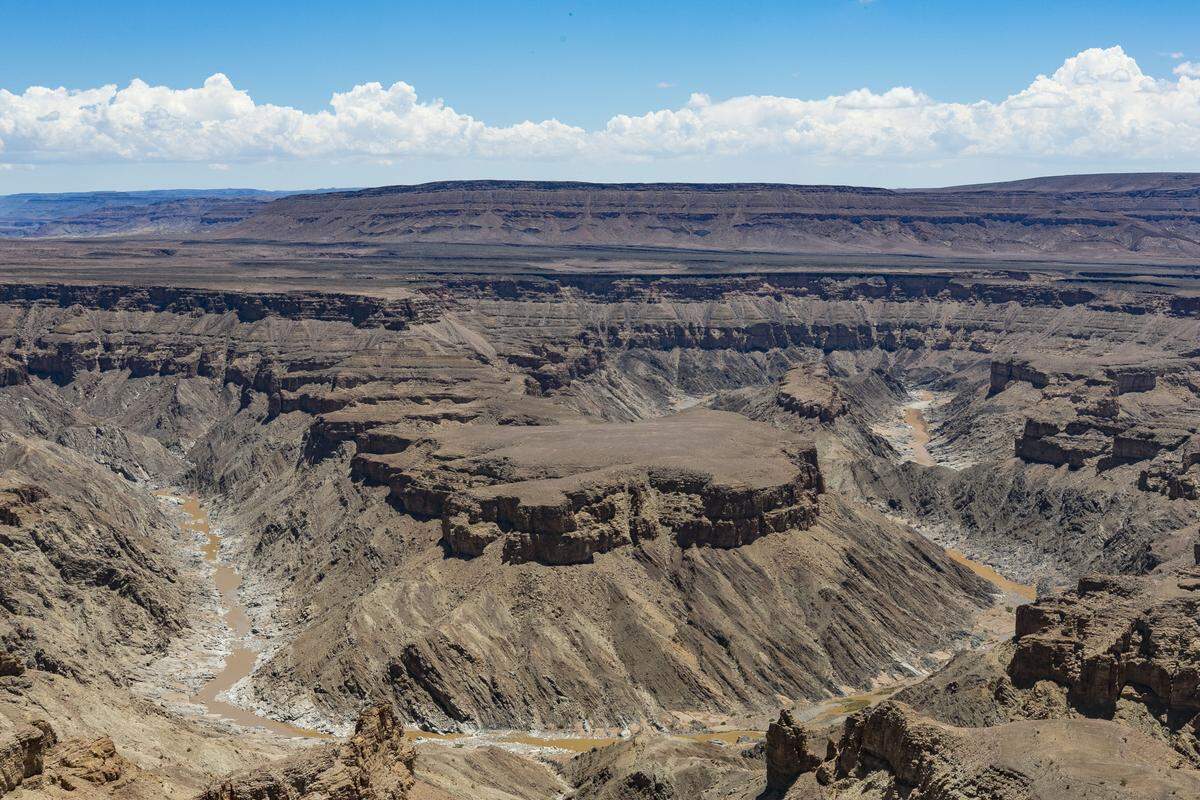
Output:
2,47,1198,171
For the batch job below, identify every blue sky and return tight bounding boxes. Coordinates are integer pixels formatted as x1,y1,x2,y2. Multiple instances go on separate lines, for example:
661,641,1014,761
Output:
2,0,1199,192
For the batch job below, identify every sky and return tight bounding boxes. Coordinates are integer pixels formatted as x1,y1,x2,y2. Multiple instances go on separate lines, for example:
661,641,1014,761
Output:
1,0,1199,192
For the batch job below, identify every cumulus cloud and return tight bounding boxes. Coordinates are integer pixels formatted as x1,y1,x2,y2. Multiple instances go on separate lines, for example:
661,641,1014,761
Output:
1,47,1198,169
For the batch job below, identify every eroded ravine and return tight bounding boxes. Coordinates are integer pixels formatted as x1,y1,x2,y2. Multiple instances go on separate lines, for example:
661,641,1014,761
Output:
155,391,1033,751
891,397,1037,602
159,491,326,739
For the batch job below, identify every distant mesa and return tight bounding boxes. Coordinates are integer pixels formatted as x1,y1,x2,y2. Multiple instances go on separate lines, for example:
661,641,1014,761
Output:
5,173,1200,262
218,174,1200,261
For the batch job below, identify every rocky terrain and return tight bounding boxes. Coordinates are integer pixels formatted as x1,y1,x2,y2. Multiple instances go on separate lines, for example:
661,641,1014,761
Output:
762,561,1200,799
0,176,1197,797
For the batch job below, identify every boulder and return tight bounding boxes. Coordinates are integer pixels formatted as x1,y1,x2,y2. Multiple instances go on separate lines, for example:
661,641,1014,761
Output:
764,710,821,793
0,720,56,794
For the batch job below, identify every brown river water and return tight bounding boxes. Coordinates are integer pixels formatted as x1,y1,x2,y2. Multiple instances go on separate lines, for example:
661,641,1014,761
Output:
903,391,937,467
158,492,326,738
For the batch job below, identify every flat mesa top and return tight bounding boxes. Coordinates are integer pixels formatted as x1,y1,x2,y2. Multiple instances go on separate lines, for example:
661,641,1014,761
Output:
430,408,815,490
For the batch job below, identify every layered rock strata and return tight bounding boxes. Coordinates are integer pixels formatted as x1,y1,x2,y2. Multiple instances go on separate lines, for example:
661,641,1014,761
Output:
764,710,822,793
352,410,823,565
1010,571,1200,720
224,177,1200,261
810,701,1200,800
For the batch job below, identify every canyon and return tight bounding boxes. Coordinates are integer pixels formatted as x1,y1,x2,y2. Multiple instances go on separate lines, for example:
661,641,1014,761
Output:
0,176,1197,798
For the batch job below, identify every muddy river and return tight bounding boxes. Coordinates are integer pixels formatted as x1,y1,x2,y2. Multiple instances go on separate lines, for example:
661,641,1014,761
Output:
160,492,325,738
902,390,937,467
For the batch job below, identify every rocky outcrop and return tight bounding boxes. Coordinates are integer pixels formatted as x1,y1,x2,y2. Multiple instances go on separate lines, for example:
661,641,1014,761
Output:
32,736,134,793
990,356,1166,402
1014,421,1109,469
990,358,1054,394
1009,571,1200,732
813,700,1200,799
775,366,845,423
1139,434,1200,499
751,565,1200,798
764,710,821,793
1113,426,1191,462
565,733,760,800
198,704,416,800
823,702,961,792
999,357,1198,477
0,720,56,794
441,464,822,565
1106,366,1158,394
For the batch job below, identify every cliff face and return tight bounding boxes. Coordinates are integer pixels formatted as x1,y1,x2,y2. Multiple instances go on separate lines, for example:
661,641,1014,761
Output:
0,721,56,794
0,283,436,330
350,411,823,566
1010,572,1200,720
223,178,1200,260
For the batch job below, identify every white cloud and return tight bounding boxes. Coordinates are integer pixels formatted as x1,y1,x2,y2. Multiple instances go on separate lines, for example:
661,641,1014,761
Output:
1,47,1198,171
655,81,675,89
